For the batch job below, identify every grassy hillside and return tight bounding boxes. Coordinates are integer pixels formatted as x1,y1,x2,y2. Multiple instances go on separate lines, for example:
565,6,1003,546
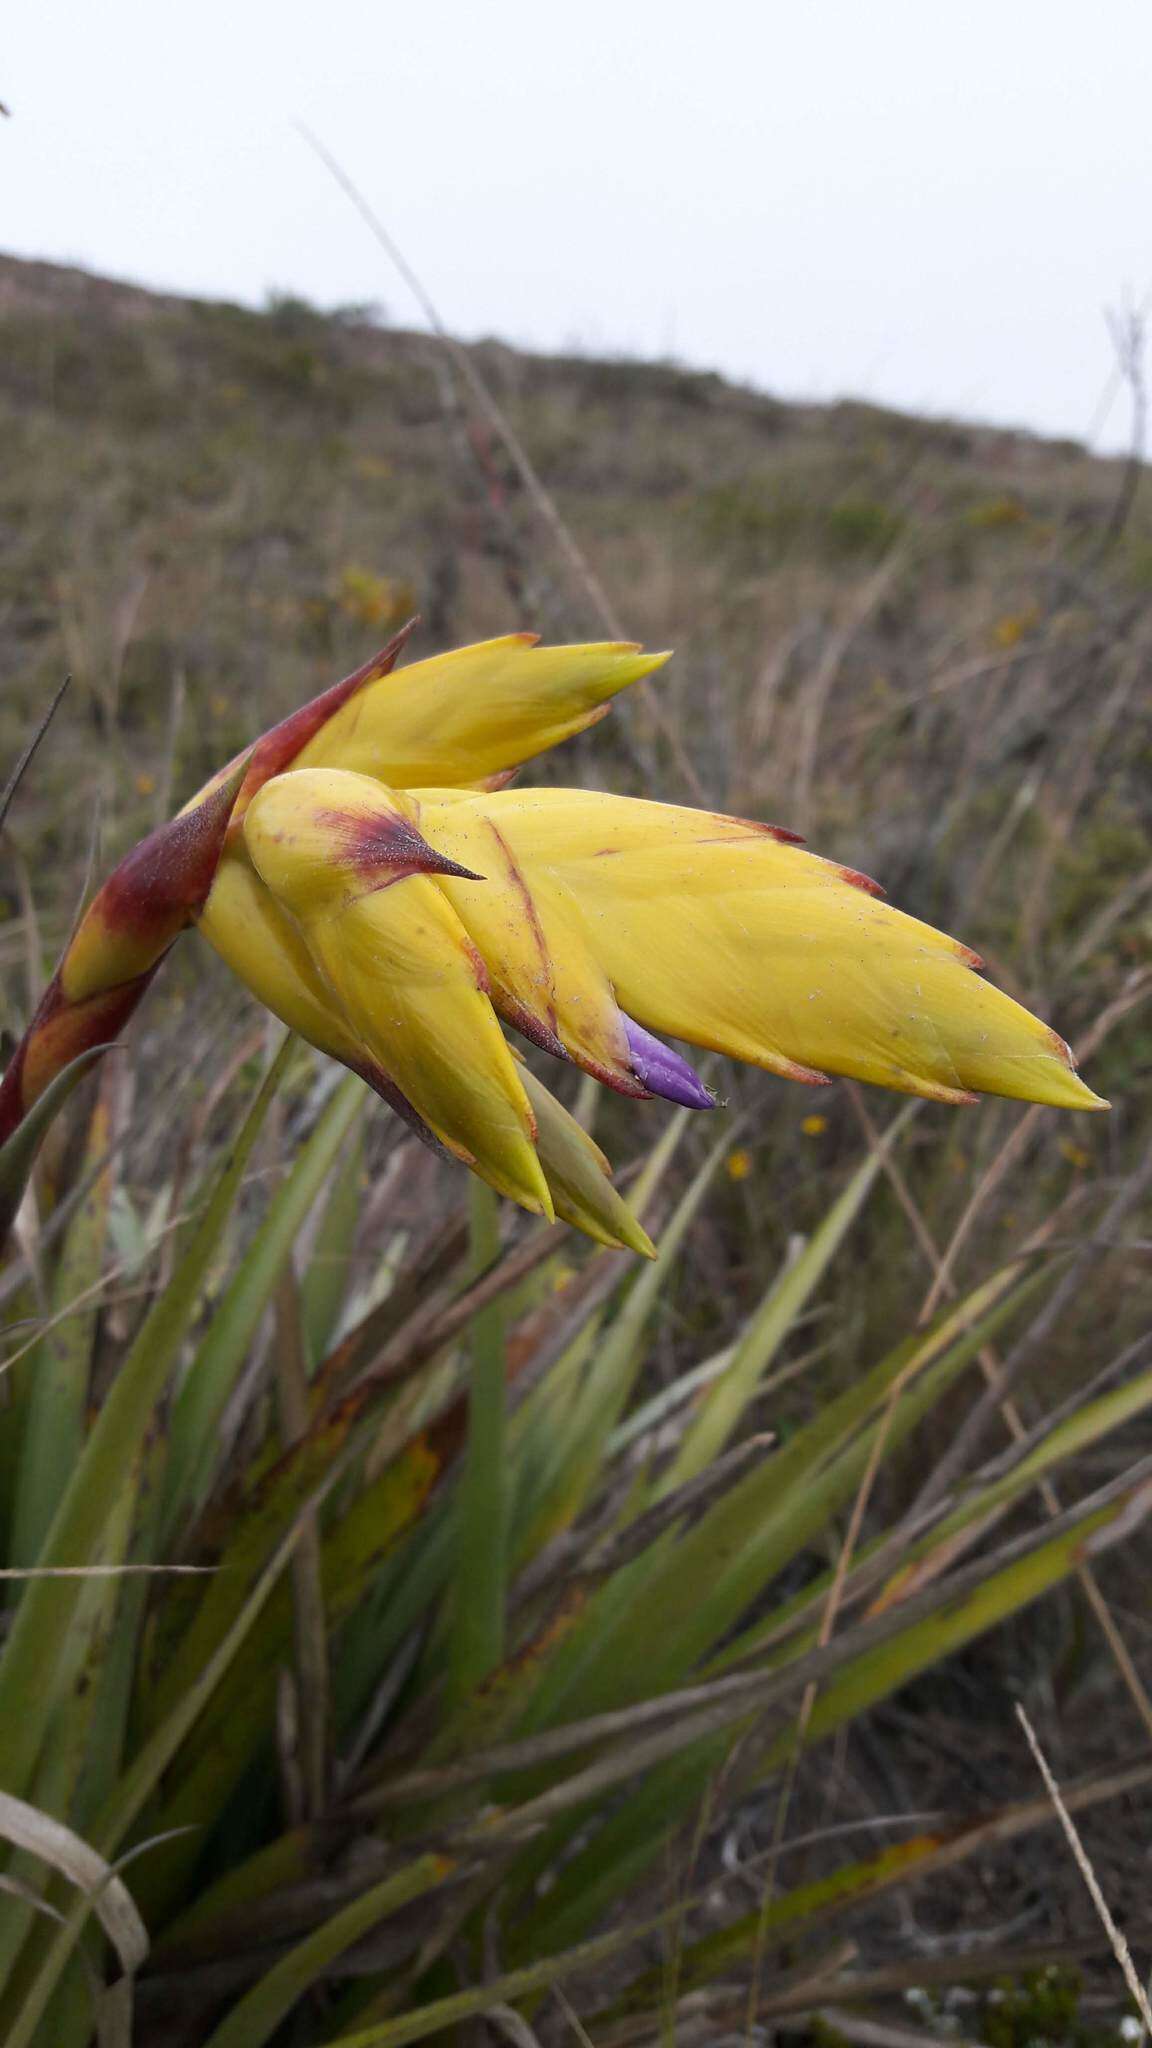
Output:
2,252,1149,1359
2,256,1147,2031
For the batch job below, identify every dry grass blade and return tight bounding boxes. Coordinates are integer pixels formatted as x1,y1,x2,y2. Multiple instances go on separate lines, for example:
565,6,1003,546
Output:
0,1787,147,1978
356,1454,1152,1826
296,125,702,798
919,970,1152,1323
0,1564,212,1578
486,2005,546,2048
793,545,909,832
274,1265,331,1821
814,2011,991,2048
848,1082,1152,1746
743,1263,926,2035
1016,1704,1152,2036
917,1136,1152,1509
0,673,71,834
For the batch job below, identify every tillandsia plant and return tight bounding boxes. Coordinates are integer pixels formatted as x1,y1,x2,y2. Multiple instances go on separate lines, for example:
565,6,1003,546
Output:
3,629,1151,2048
0,621,1105,1247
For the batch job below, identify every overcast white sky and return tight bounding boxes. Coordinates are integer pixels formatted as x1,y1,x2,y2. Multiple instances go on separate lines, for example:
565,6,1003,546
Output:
5,1,1151,446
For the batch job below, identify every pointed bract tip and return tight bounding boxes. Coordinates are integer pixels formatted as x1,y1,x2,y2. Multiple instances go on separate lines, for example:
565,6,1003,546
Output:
347,615,422,687
323,807,485,886
475,768,522,793
1047,1030,1110,1111
229,620,423,811
776,1057,833,1087
721,814,806,846
505,1004,571,1066
838,865,886,898
424,851,486,883
625,1222,659,1260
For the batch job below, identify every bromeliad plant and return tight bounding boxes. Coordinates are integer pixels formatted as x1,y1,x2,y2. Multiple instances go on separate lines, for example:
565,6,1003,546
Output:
0,621,1104,1249
1,629,1142,2048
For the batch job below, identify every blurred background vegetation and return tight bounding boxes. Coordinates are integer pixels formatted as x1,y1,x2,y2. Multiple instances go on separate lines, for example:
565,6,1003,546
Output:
1,251,1152,2045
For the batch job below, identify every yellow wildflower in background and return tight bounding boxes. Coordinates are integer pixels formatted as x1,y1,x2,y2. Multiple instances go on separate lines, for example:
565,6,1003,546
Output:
337,565,416,631
991,605,1040,650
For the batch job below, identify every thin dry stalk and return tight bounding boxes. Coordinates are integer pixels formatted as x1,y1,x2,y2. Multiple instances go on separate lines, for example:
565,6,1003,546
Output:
793,544,908,833
815,2009,991,2048
919,969,1152,1323
297,124,704,801
1094,305,1149,559
1018,629,1149,962
274,1264,331,1821
847,1085,1152,1749
745,1330,919,2039
918,1138,1152,1507
1016,1703,1152,2035
0,674,71,834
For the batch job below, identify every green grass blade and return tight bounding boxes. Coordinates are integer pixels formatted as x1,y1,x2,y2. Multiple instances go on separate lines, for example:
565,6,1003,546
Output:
300,1124,364,1365
726,1344,1152,1671
904,1354,1152,1570
448,1177,510,1706
417,1122,734,1762
201,1853,455,2048
162,1069,365,1536
133,1423,441,1919
661,1108,912,1492
7,1438,361,2046
310,1921,672,2048
511,1261,1043,1738
515,1455,1152,1959
610,1754,1152,2016
760,1469,1152,1771
10,1099,115,1568
0,1483,138,2009
0,1045,109,1250
0,1034,292,1811
531,1116,732,1545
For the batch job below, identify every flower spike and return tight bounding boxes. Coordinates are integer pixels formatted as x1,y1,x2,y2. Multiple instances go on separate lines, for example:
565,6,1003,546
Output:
0,754,250,1146
1,628,1106,1258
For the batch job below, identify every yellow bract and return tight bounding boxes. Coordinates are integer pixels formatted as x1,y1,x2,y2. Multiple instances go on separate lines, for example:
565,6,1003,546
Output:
61,898,157,1005
414,788,1105,1113
295,636,670,789
198,852,361,1066
411,799,636,1090
242,772,552,1217
189,636,1105,1256
518,1064,656,1258
201,840,652,1248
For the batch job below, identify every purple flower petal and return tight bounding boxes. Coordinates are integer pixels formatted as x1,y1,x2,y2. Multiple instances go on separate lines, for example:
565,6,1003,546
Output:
623,1017,716,1111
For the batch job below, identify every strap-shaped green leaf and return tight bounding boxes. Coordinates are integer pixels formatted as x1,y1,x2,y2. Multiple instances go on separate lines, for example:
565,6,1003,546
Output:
661,1105,913,1491
0,1045,108,1249
201,1852,454,2048
162,1069,365,1537
0,1036,291,1809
